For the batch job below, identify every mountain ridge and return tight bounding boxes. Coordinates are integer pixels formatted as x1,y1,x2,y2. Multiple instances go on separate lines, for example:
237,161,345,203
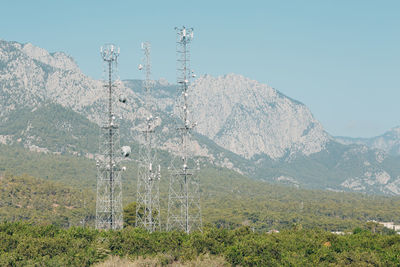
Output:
2,39,400,195
189,73,331,159
335,126,400,156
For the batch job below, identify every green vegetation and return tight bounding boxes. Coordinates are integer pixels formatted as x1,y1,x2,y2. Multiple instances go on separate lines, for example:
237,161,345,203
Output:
2,144,400,232
122,202,137,227
0,103,100,154
0,144,97,188
0,115,400,266
0,174,94,227
0,221,399,266
200,166,400,231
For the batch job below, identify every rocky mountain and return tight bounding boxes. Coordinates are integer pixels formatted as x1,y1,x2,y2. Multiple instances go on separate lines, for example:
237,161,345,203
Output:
0,40,144,125
0,40,331,161
336,127,400,156
2,39,400,195
124,75,331,161
189,74,330,159
0,40,247,173
253,141,400,195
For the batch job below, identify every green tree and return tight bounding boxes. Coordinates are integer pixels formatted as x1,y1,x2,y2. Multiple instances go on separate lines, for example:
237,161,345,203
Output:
123,202,138,227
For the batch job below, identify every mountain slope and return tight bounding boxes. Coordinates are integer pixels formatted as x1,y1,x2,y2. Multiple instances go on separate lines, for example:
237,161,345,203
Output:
336,126,400,156
252,141,400,195
2,145,400,231
0,102,99,154
126,76,400,195
0,40,242,167
189,74,330,159
0,173,94,227
2,39,400,195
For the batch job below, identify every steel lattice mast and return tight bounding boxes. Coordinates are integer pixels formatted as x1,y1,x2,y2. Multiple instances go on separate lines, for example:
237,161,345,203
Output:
96,44,129,230
136,42,161,232
167,26,202,233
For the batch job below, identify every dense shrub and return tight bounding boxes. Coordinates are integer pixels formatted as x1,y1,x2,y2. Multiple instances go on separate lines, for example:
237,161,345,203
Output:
1,221,400,266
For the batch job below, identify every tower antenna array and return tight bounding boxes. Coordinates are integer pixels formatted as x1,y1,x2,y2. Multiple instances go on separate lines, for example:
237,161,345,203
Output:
167,26,202,233
96,44,129,230
136,42,161,232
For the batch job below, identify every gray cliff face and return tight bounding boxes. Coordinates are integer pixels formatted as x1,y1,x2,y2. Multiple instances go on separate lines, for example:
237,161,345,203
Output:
0,40,140,129
190,74,330,159
21,43,79,71
0,40,100,111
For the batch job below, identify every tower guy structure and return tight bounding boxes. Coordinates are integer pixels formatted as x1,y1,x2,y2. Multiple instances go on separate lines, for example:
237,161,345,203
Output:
136,42,161,232
96,44,129,230
167,26,202,233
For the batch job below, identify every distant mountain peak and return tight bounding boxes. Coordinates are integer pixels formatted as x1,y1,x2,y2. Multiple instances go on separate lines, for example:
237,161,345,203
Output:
0,40,79,72
388,126,400,135
335,126,400,156
21,42,78,71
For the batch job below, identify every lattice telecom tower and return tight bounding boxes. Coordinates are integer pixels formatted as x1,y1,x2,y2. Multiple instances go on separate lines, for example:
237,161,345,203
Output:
96,44,130,230
136,42,161,232
167,26,202,233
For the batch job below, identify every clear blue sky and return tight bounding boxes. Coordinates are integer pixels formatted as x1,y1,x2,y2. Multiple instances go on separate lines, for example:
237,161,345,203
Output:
1,0,399,138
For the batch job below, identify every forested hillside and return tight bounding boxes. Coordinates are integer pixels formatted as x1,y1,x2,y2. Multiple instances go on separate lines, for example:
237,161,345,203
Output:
0,174,94,227
0,103,100,154
2,145,400,232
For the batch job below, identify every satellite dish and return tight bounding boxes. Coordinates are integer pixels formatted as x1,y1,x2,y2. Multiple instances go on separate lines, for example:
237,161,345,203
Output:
138,64,143,70
119,95,127,103
121,146,131,157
